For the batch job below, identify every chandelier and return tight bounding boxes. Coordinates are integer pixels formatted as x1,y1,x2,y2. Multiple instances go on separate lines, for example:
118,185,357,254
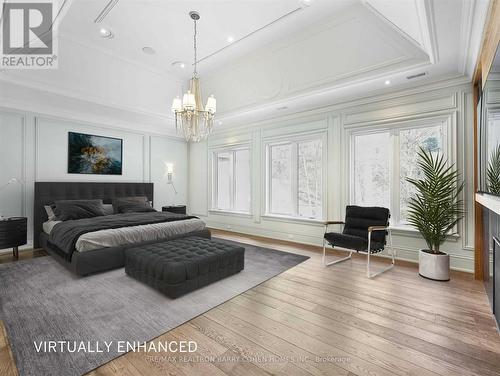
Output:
171,11,216,142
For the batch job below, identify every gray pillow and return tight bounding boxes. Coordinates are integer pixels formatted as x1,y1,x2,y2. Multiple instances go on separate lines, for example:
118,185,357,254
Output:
112,196,148,214
54,199,105,221
118,202,156,214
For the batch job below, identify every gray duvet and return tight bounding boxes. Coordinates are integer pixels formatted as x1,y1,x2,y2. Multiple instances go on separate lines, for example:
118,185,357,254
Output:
48,212,198,260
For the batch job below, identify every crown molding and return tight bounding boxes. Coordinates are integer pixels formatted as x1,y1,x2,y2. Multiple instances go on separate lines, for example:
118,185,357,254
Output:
361,0,423,51
215,58,433,122
459,0,476,75
0,73,174,123
0,97,182,139
361,0,439,64
214,74,470,132
416,0,439,64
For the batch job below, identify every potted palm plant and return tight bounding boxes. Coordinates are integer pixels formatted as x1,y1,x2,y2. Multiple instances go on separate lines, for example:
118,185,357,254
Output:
406,148,464,281
487,144,500,195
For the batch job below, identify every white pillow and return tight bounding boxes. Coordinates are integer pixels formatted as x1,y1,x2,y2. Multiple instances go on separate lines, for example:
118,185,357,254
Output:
44,205,57,221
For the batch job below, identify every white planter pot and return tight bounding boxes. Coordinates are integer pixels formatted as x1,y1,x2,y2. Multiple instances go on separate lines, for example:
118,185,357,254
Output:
418,250,450,281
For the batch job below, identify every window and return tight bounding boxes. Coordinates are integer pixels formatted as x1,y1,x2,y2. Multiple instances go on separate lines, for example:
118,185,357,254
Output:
266,135,324,220
212,147,251,213
399,126,442,222
353,132,390,209
351,124,445,227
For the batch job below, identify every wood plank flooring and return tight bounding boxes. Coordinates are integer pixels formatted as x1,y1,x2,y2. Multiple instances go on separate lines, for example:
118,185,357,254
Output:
1,230,499,376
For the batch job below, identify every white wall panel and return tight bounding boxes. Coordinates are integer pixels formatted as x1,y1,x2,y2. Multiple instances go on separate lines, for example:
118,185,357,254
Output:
188,141,209,217
35,117,146,182
150,136,188,210
0,112,25,219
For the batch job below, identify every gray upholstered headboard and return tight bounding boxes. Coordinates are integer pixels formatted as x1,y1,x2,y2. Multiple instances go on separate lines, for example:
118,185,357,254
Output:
33,182,154,248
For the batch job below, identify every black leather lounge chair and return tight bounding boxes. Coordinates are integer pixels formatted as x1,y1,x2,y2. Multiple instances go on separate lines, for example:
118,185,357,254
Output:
323,205,395,278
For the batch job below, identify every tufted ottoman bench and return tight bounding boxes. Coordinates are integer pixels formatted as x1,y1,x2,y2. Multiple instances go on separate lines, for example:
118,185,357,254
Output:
124,236,245,298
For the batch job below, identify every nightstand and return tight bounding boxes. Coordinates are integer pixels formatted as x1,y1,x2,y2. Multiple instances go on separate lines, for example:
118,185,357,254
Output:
162,205,187,215
0,217,27,260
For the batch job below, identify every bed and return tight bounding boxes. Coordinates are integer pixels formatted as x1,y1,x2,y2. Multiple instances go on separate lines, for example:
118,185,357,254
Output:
34,182,211,276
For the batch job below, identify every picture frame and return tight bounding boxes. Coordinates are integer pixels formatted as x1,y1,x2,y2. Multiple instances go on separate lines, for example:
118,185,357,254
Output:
67,132,123,175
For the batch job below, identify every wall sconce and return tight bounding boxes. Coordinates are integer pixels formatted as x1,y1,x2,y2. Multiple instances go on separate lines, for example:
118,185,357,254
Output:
165,163,177,194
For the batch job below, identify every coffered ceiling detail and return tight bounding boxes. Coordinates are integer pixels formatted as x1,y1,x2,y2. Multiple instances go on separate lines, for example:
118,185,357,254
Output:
0,0,490,134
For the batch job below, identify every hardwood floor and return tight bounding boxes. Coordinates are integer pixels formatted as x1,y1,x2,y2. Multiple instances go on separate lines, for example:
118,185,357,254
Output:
1,230,499,376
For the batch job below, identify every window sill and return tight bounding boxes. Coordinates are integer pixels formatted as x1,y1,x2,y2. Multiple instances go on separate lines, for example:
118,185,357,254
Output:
208,209,252,218
261,214,324,226
389,225,460,241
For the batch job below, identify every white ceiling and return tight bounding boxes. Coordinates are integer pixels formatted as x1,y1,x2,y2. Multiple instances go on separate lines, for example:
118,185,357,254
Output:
60,0,358,78
364,0,426,50
0,0,490,135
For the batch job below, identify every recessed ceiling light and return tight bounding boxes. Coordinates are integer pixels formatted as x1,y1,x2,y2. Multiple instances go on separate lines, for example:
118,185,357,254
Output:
99,27,114,39
300,0,313,7
142,47,155,55
227,36,234,43
171,61,186,69
385,80,391,85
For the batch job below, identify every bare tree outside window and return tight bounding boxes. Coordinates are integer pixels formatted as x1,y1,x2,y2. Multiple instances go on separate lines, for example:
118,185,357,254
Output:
298,140,322,218
352,124,444,227
399,126,442,222
268,136,324,219
270,143,293,215
353,132,390,208
213,148,251,213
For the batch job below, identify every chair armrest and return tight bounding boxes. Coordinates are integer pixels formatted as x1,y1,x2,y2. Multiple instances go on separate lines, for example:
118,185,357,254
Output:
368,225,388,233
324,221,344,235
324,221,344,225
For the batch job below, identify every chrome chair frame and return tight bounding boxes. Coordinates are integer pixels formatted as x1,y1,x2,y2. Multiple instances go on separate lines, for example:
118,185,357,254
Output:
322,221,395,278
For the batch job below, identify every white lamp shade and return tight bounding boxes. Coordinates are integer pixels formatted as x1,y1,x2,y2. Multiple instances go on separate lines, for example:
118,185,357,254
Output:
166,163,174,174
182,91,196,109
205,95,216,113
171,97,182,113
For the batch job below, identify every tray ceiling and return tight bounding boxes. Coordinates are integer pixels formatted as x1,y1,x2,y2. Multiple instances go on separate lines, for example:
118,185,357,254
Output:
0,0,489,134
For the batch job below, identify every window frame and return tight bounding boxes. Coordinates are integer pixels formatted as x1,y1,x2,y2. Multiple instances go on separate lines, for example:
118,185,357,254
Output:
210,144,252,215
349,117,453,229
264,131,327,221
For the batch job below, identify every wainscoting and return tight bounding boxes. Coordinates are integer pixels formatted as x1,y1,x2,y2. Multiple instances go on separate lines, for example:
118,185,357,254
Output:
189,79,476,272
0,108,187,251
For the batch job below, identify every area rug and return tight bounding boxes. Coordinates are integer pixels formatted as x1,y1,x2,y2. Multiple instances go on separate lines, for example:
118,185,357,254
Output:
0,239,309,376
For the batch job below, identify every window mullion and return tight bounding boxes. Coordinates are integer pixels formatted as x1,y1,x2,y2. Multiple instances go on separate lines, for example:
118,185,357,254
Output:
266,145,271,215
213,152,218,210
294,142,299,217
230,151,235,210
391,129,400,226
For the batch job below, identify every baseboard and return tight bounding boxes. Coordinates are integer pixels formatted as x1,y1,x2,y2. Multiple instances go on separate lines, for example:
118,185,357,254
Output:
208,224,474,273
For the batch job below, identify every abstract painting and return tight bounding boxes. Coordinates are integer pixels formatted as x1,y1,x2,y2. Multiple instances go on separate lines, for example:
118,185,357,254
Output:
68,132,123,175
